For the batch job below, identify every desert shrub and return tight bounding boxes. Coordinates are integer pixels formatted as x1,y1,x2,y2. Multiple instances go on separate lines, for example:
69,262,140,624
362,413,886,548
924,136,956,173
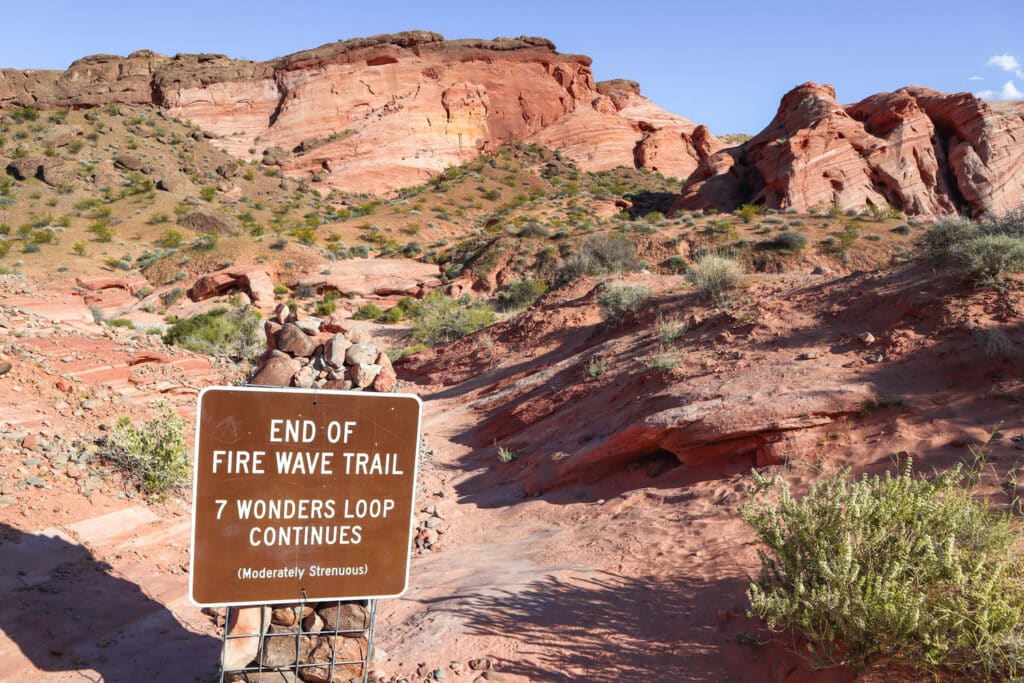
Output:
687,253,743,304
737,204,763,223
160,287,184,307
496,278,546,311
163,305,262,361
558,234,640,283
664,255,687,273
199,185,217,202
71,241,86,256
743,464,1024,679
352,303,383,320
982,205,1024,238
407,291,495,346
147,212,169,225
313,290,339,317
647,354,678,373
657,316,686,345
10,106,39,123
922,217,979,265
156,229,185,249
101,402,189,495
955,234,1024,287
585,357,607,378
107,318,134,329
517,222,549,238
761,230,807,252
597,284,651,326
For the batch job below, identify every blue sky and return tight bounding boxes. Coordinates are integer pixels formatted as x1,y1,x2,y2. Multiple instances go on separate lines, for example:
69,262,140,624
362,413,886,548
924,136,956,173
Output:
1,0,1021,134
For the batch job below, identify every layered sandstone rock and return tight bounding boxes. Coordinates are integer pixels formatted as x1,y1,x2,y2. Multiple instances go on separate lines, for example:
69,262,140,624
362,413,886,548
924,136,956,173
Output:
676,82,1024,217
0,32,710,193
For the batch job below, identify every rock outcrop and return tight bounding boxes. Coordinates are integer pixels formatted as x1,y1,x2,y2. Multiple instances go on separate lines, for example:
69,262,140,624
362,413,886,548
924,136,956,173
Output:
0,32,714,193
675,82,1024,217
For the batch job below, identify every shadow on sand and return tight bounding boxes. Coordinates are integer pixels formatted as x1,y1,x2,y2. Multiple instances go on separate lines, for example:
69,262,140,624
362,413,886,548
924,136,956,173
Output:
0,522,219,683
426,570,852,683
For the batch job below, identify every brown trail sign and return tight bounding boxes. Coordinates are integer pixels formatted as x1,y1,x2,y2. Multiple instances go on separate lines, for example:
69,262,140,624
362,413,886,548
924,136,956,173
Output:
189,386,422,606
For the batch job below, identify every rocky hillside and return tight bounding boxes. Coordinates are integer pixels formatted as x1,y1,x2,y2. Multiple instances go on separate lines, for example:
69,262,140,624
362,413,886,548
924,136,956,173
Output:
676,82,1024,218
0,31,718,193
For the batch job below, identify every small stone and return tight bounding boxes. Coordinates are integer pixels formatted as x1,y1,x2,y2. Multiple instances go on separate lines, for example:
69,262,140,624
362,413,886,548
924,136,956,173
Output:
273,303,291,325
858,332,876,345
325,334,352,369
372,366,397,393
468,658,492,671
345,343,378,367
25,477,46,488
295,317,322,336
798,350,820,360
351,363,382,388
0,362,12,378
425,516,442,528
21,434,37,450
866,354,885,363
293,365,316,388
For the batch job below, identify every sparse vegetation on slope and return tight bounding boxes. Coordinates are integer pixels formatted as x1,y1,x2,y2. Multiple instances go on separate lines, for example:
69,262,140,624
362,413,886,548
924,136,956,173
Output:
743,463,1024,679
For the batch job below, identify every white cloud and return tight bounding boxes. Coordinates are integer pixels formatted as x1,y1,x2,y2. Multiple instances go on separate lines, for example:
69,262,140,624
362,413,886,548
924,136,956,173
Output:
987,54,1024,79
976,80,1024,100
968,75,985,81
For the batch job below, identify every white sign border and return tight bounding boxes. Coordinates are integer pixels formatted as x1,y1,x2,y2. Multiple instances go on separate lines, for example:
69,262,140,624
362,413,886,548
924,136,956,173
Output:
187,384,423,608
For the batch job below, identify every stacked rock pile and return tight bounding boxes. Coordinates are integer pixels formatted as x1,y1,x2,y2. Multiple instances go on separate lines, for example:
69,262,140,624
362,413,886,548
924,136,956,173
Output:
225,601,371,683
249,304,397,392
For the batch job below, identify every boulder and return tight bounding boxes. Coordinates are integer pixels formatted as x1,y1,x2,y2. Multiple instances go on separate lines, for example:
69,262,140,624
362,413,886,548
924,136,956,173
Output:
176,210,239,234
40,124,82,148
216,162,240,179
6,157,42,180
324,334,352,368
156,173,190,193
277,323,316,357
40,159,75,187
114,153,149,173
250,356,299,386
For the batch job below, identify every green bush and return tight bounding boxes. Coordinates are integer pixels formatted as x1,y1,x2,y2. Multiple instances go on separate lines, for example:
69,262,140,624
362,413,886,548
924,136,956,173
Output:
496,278,546,311
761,231,807,252
923,212,1024,286
737,204,763,223
163,305,262,361
922,217,979,265
743,464,1024,678
956,233,1024,287
687,253,743,304
107,318,134,329
313,290,340,317
596,284,650,326
408,291,495,346
558,234,640,283
101,402,189,494
156,229,185,248
352,303,383,320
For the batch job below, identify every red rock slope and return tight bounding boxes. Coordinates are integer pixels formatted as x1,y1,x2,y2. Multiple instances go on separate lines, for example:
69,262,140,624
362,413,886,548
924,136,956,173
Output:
676,82,1024,217
0,31,717,193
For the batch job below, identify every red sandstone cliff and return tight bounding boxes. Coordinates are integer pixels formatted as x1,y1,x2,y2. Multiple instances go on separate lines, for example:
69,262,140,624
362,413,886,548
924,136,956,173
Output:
0,31,716,193
675,82,1024,217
